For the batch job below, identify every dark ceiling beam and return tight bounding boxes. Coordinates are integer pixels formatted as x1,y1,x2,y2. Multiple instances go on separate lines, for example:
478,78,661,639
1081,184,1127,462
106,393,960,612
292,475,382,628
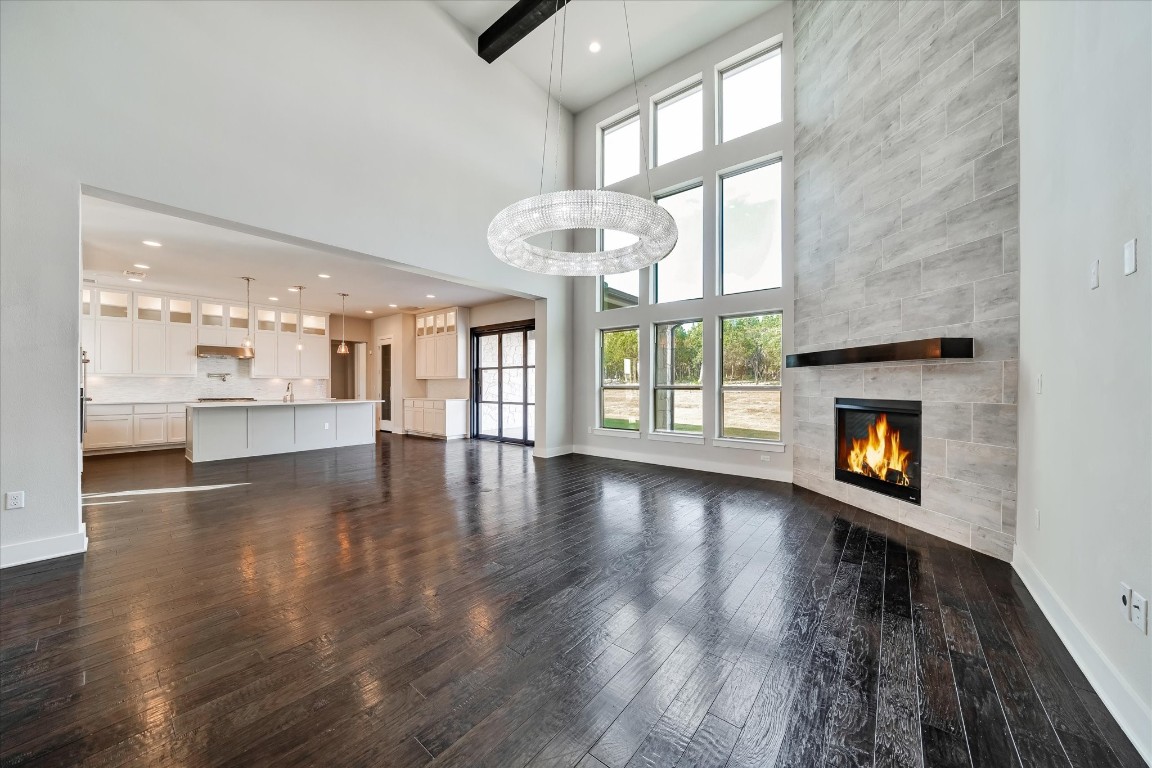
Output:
478,0,570,64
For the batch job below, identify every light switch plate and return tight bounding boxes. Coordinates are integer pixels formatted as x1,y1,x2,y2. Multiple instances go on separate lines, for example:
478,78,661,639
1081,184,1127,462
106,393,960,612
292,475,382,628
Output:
1090,259,1100,289
1124,238,1137,275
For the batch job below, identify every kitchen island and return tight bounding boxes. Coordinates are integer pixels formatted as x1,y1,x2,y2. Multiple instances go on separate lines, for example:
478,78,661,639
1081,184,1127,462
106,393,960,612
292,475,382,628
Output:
185,399,380,463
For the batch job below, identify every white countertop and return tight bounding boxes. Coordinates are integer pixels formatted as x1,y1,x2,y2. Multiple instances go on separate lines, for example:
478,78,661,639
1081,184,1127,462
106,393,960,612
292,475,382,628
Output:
187,399,384,409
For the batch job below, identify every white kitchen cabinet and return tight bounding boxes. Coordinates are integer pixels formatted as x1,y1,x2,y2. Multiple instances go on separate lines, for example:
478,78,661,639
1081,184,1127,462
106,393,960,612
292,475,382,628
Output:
414,307,469,380
84,415,134,449
404,406,422,433
276,334,301,378
415,337,432,379
402,399,468,439
81,317,95,361
95,321,133,374
166,325,197,375
252,331,278,378
133,413,168,445
134,323,167,375
300,335,329,379
166,412,187,443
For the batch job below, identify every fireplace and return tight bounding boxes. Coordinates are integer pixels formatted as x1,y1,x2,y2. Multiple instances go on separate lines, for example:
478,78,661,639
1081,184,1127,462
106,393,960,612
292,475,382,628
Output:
834,398,922,504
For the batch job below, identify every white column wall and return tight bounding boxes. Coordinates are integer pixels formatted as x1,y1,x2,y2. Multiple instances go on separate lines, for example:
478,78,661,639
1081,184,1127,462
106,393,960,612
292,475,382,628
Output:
0,0,573,566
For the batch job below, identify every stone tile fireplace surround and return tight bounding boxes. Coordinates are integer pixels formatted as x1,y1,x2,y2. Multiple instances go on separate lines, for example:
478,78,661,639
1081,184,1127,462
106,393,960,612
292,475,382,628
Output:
791,0,1019,560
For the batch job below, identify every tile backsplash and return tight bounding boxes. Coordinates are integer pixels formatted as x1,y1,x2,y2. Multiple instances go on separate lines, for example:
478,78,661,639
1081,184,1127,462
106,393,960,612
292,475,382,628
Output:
88,357,327,403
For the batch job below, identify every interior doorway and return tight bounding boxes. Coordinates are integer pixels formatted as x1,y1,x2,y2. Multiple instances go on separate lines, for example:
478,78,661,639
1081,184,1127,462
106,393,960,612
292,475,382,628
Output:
378,337,393,432
473,323,535,445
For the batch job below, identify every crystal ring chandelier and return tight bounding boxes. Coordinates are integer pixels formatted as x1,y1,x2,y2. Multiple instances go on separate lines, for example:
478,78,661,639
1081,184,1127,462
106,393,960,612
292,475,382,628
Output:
488,0,676,276
488,190,677,276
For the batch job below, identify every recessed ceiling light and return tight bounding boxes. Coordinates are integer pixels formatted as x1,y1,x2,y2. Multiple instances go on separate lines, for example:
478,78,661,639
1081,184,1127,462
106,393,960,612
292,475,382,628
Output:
142,240,162,247
364,310,374,314
128,277,143,283
287,287,300,292
133,264,150,269
589,41,601,53
388,303,397,308
426,294,435,298
269,297,279,301
317,274,330,279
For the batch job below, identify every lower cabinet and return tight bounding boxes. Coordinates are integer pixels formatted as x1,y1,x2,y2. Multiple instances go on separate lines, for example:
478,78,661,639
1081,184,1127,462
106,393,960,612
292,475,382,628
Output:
166,412,187,443
84,403,189,451
402,399,468,439
133,413,168,445
85,415,134,449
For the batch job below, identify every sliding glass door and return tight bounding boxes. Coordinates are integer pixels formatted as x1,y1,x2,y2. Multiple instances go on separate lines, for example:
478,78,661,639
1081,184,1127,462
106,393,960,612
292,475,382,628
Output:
473,325,535,445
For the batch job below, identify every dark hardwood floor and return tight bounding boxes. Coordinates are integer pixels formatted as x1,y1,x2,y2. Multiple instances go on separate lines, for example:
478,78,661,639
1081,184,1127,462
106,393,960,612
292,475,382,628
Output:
0,435,1143,767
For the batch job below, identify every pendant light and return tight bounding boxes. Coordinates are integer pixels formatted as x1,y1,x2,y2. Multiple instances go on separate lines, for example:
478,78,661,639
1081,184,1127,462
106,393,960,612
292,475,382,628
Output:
486,0,676,276
336,293,350,355
293,285,305,351
239,277,254,348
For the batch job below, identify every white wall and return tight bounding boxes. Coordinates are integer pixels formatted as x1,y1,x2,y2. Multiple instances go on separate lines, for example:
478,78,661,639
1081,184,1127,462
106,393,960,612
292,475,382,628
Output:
1017,0,1151,759
0,0,574,566
471,297,537,328
570,4,794,481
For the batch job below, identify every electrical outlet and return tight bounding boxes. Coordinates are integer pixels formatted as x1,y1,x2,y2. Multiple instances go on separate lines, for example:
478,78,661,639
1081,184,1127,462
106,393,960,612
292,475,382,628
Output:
1132,592,1148,634
760,455,771,462
4,491,25,510
324,422,330,430
1035,374,1043,395
1034,508,1040,530
1120,582,1133,621
1090,259,1100,289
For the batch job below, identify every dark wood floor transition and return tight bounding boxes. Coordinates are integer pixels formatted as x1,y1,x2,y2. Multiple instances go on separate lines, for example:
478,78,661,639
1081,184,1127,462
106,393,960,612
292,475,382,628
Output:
1,436,1143,767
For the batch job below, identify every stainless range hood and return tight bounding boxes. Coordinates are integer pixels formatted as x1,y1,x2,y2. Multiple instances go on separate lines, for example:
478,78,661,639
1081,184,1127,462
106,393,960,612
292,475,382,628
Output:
195,345,254,359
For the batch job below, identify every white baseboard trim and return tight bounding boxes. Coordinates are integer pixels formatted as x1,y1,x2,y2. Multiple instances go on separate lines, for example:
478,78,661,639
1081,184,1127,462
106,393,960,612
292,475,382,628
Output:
572,444,794,484
0,525,88,569
533,445,573,459
1013,546,1152,765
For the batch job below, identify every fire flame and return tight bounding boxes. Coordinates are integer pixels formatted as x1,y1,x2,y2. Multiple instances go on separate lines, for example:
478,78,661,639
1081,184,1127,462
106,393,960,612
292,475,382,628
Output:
845,413,911,486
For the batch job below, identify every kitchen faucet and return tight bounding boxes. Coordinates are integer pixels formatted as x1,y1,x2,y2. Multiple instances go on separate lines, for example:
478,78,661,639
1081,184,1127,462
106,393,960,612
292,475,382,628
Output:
284,382,294,403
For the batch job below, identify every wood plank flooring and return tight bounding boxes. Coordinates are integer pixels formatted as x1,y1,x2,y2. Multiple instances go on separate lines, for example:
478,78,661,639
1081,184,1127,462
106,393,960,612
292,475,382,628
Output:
0,435,1144,767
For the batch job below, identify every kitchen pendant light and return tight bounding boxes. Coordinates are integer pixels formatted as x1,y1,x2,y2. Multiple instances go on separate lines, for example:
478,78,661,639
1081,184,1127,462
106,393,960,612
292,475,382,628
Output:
486,0,676,276
336,294,350,355
294,286,305,351
240,277,254,349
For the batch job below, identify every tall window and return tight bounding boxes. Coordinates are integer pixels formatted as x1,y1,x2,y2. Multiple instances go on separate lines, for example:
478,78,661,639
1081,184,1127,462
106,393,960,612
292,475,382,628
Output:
600,327,639,430
600,229,640,311
653,320,703,433
720,313,782,441
721,159,783,295
719,45,782,143
654,184,704,304
654,82,702,166
600,113,639,187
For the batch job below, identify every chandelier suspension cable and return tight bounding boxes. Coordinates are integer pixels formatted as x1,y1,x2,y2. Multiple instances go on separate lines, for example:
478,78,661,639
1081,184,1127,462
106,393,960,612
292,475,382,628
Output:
621,0,653,202
537,0,561,198
548,2,568,253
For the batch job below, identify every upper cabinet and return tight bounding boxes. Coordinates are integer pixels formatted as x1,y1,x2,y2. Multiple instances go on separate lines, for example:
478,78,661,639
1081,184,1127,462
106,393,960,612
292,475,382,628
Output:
80,286,329,379
415,307,469,379
249,307,329,379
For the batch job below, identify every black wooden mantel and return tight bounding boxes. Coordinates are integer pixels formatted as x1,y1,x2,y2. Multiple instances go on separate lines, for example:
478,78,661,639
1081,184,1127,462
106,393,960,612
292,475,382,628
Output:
785,337,973,368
